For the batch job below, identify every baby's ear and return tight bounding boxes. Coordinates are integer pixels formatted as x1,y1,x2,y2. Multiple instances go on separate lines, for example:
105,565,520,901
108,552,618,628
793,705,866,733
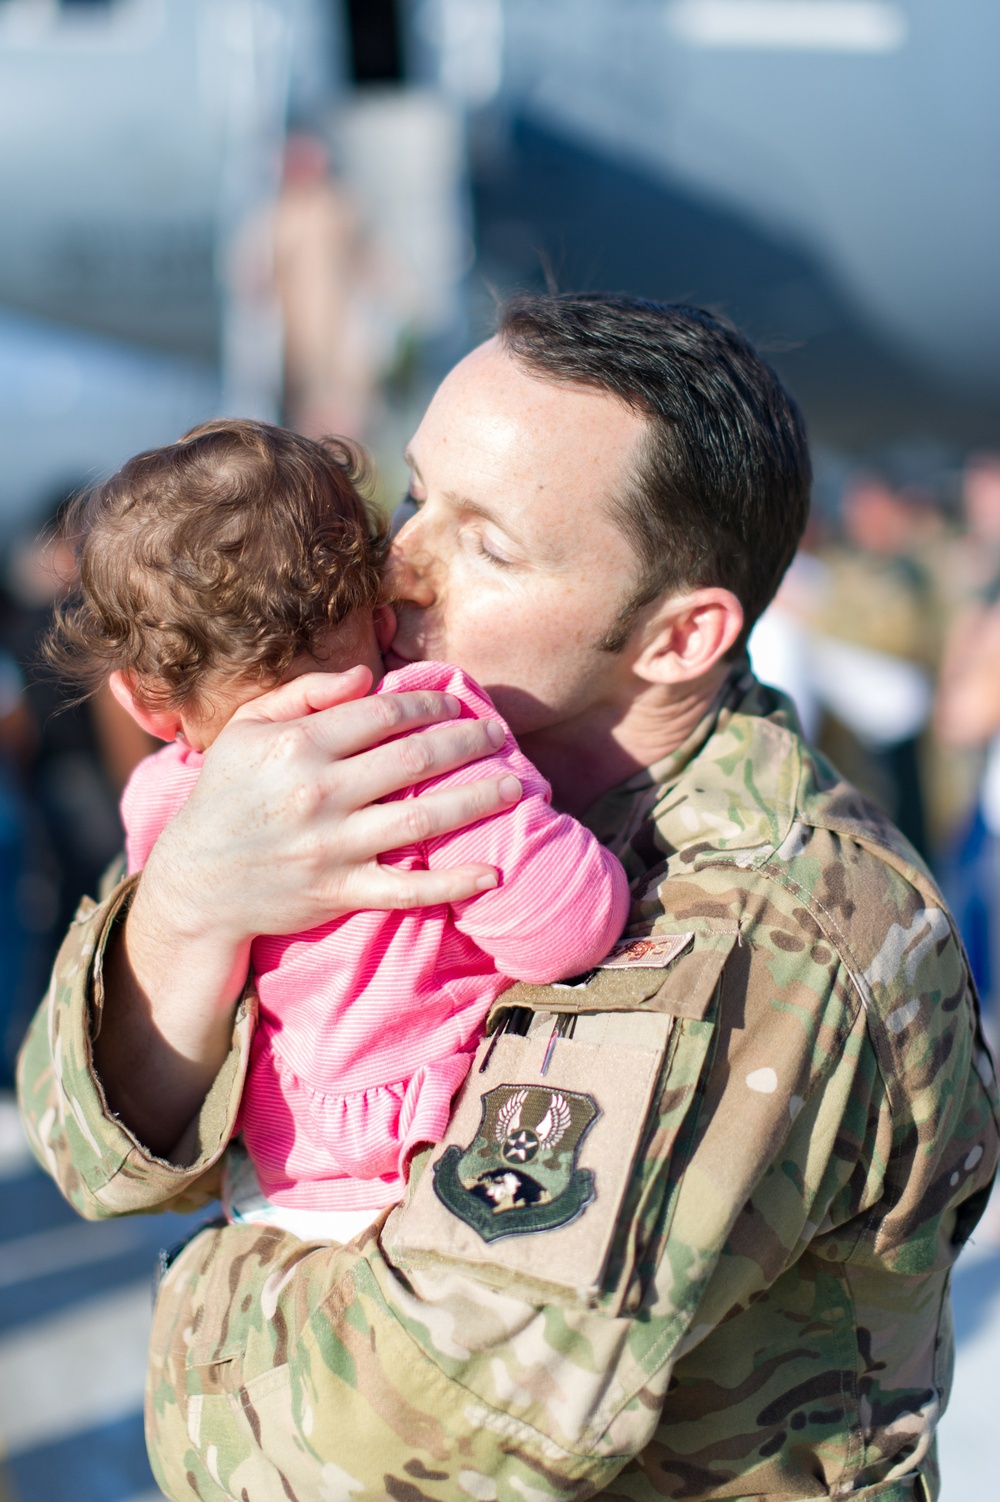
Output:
374,603,397,652
108,671,183,743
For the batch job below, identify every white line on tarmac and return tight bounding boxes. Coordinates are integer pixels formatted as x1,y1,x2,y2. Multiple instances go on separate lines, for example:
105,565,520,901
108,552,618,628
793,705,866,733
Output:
0,1095,33,1183
0,1218,151,1289
938,1265,1000,1502
0,1282,151,1456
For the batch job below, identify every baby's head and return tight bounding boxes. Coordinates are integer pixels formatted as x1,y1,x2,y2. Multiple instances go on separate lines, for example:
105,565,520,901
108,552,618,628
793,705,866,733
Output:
48,419,389,749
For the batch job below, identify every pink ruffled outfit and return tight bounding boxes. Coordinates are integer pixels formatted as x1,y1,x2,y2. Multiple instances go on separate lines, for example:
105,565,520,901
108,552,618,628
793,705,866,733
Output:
122,661,629,1214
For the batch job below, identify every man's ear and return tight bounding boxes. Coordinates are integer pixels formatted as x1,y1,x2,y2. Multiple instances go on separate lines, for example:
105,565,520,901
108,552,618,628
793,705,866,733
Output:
631,589,745,686
108,670,183,743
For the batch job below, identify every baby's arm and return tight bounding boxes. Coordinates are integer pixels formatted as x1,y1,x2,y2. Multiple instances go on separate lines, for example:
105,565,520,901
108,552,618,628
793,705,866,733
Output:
440,787,630,983
395,669,628,982
121,742,205,875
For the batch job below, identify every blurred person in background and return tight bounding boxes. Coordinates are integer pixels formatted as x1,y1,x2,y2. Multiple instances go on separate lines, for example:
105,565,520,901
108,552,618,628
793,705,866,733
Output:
0,644,32,1084
230,132,413,444
0,492,154,1050
274,132,406,440
816,473,940,859
942,452,1000,604
935,453,1000,1043
758,472,940,858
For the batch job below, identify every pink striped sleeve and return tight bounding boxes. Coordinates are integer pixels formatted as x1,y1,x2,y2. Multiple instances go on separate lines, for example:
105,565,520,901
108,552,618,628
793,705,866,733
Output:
436,788,630,983
381,662,630,983
121,741,205,874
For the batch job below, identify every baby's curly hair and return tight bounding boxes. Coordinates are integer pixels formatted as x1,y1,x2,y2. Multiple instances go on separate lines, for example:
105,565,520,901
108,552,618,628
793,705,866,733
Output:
47,419,388,711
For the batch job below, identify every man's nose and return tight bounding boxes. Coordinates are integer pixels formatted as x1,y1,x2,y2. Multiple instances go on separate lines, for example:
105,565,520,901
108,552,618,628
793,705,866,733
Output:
390,495,418,536
386,529,436,607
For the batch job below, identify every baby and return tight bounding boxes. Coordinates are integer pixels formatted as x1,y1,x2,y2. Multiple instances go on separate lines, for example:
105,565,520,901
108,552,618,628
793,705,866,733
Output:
49,419,630,1241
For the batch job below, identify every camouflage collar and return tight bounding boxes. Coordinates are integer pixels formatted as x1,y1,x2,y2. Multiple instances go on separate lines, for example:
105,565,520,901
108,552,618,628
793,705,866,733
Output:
582,660,799,862
584,659,930,891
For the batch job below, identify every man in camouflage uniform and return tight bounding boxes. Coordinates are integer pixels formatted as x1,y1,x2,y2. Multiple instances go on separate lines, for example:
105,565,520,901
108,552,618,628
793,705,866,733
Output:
17,295,1000,1501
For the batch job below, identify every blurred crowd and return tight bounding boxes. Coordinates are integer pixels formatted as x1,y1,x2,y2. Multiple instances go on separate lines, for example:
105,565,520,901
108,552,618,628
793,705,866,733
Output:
752,452,1000,1044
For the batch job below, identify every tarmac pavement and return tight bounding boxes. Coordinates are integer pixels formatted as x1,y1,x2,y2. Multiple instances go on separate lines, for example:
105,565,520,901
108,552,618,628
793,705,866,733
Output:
0,1092,201,1502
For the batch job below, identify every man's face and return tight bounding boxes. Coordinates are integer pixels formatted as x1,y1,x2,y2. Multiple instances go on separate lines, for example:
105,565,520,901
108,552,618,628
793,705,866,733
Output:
387,340,649,736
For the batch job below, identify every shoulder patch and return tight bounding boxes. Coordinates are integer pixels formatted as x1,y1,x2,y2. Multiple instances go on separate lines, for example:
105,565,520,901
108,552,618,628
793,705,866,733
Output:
433,1085,599,1241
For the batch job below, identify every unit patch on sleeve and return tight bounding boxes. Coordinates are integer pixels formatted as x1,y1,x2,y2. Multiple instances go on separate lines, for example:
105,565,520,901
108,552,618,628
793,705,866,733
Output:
432,1084,600,1242
385,1009,682,1305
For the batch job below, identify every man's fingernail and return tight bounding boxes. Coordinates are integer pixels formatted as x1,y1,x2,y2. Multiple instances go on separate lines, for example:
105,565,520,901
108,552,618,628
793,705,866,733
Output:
486,720,505,747
499,775,522,802
443,695,461,715
475,872,498,891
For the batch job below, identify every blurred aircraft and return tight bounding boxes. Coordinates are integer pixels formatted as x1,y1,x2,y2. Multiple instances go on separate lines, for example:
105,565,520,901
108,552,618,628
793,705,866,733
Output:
0,0,297,529
0,0,296,358
482,1,1000,399
0,0,997,531
458,0,1000,446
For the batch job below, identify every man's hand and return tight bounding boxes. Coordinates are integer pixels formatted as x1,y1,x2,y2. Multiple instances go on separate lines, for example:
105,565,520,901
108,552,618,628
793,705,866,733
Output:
159,665,518,941
95,665,521,1154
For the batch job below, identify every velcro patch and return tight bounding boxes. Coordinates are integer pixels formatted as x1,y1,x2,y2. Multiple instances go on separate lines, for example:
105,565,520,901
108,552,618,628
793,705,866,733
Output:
599,932,695,969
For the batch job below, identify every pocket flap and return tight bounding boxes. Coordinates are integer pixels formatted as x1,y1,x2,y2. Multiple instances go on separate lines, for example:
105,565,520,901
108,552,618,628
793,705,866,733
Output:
496,926,738,1020
647,929,740,1019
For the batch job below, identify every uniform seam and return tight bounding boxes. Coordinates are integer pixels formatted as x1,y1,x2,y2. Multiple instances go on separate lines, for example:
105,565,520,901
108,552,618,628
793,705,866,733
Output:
752,860,904,1121
685,858,866,1039
663,860,896,1273
745,860,939,1265
756,864,868,998
342,1259,642,1470
836,1263,864,1490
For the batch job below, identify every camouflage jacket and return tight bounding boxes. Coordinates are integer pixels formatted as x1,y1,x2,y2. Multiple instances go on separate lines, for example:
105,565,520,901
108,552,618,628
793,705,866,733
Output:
17,667,1000,1502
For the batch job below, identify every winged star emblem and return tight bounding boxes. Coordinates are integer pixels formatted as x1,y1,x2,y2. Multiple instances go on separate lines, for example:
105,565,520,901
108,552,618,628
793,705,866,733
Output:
433,1084,600,1242
496,1089,571,1164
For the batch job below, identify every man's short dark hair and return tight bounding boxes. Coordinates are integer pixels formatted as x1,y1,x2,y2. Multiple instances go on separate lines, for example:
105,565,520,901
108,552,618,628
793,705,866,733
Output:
498,292,811,650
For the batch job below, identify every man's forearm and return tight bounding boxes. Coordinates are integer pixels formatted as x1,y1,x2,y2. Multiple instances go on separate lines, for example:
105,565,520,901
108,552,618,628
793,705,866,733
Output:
94,876,250,1157
17,879,245,1220
149,1218,637,1501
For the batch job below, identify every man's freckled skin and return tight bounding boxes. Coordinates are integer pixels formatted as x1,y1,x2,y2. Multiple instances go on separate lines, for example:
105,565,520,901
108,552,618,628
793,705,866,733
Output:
389,339,648,753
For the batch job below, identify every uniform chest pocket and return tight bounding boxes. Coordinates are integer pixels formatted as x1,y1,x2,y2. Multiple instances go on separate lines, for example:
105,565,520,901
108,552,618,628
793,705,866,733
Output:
386,929,737,1313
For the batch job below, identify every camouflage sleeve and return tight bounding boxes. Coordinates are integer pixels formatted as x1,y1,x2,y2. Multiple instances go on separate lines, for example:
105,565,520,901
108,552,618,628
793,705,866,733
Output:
15,880,254,1219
